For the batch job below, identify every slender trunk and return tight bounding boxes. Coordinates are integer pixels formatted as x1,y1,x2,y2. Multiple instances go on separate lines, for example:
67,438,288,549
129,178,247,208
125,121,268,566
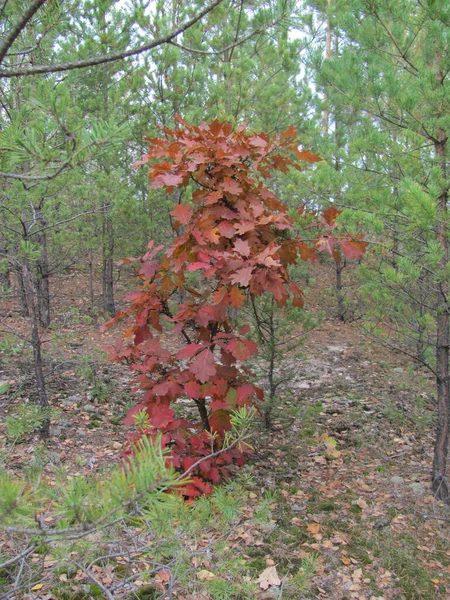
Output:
194,398,211,432
36,208,50,327
98,19,115,318
330,30,347,321
335,258,346,321
88,248,95,307
0,253,11,291
432,128,449,502
15,264,29,316
264,297,276,430
391,134,401,272
322,0,332,135
22,261,49,438
416,294,426,364
102,210,115,317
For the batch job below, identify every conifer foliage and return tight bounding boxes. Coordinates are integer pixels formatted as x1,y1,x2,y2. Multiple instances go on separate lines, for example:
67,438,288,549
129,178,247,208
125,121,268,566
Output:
107,117,365,496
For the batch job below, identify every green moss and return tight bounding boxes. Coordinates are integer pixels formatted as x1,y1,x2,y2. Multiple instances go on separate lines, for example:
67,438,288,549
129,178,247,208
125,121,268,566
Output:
349,503,362,514
53,566,78,579
246,558,266,571
34,543,50,554
51,584,89,600
114,563,129,578
135,585,159,600
316,501,337,512
89,583,105,598
298,427,315,439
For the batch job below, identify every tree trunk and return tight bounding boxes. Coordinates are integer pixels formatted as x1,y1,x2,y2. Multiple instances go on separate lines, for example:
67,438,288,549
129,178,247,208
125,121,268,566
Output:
194,398,211,432
0,251,11,291
335,258,346,321
36,208,51,328
432,128,450,502
102,210,115,317
22,261,49,438
264,297,276,430
15,264,29,316
88,248,95,307
322,0,332,134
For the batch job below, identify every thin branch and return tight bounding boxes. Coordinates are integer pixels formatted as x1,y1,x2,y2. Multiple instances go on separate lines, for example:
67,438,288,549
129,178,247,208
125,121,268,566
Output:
228,0,244,63
168,25,265,57
360,322,436,376
372,8,419,75
7,43,39,56
0,1,9,20
29,206,109,237
0,0,48,65
0,319,32,344
0,544,36,569
0,139,109,181
0,162,69,181
0,0,226,78
72,562,116,600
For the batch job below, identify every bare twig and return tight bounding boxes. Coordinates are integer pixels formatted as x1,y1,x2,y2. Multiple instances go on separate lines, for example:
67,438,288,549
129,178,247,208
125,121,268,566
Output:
0,544,36,568
72,561,116,600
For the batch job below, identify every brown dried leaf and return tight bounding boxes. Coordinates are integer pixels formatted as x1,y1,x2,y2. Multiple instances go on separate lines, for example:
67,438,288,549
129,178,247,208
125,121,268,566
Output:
196,569,216,581
256,566,281,590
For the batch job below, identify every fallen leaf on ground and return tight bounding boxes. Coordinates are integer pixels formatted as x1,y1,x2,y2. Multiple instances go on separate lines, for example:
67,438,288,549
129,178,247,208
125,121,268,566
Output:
196,569,216,581
307,523,321,535
256,566,281,590
155,569,171,583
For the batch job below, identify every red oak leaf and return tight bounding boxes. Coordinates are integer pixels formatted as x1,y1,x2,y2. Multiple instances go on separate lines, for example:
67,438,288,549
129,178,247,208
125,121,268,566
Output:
205,190,223,205
233,238,251,257
218,221,236,238
222,177,243,195
139,260,159,280
209,409,232,434
249,135,268,147
204,467,221,483
190,348,216,383
152,173,185,188
124,402,148,426
170,204,193,225
340,239,368,260
317,235,338,254
236,383,256,404
227,338,258,361
230,266,254,287
184,380,202,398
229,287,246,307
149,404,176,428
296,149,322,163
177,344,204,360
323,206,342,225
187,261,211,271
195,305,219,327
234,221,254,235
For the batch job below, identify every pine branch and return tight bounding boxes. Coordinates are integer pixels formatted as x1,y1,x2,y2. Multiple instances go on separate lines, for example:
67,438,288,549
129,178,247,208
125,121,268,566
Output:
0,0,226,78
0,0,48,65
168,26,266,56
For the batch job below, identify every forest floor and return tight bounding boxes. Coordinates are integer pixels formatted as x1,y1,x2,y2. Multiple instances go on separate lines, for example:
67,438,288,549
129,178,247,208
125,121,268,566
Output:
1,266,450,599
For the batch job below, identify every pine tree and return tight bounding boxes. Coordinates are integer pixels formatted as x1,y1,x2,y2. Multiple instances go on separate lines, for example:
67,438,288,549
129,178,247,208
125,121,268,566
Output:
309,0,450,501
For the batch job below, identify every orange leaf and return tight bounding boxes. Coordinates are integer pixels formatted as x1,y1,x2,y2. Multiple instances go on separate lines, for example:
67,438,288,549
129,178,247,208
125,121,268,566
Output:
296,149,322,163
307,523,321,535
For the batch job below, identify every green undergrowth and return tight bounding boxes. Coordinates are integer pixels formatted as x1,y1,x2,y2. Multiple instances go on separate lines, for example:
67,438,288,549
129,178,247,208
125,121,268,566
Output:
0,460,319,599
